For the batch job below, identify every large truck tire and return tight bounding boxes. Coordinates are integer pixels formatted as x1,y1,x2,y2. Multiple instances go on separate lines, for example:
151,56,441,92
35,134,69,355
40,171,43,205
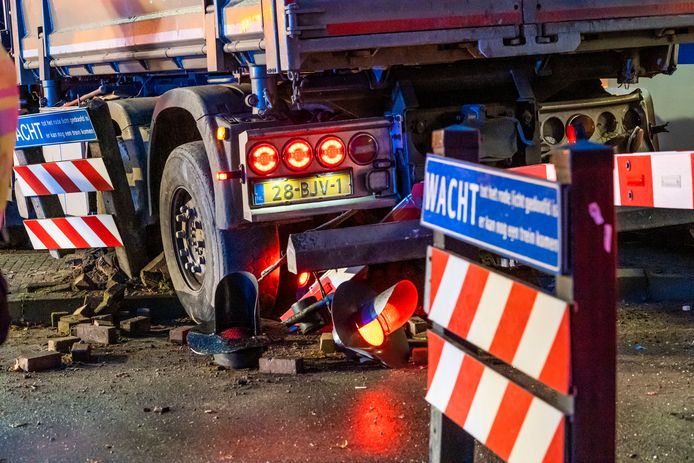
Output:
159,142,279,323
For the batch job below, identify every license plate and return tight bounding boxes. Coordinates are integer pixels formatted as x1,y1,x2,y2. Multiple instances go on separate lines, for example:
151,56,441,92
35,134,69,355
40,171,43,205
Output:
253,171,353,206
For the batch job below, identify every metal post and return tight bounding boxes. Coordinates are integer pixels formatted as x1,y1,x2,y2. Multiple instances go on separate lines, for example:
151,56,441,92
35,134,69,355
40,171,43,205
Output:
249,64,267,112
86,99,148,278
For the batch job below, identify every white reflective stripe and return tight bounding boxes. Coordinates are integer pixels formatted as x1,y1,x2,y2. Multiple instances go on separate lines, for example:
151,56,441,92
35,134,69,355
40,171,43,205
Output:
38,219,74,248
371,284,396,316
59,161,99,192
512,292,568,379
651,152,693,209
66,217,106,248
425,343,465,413
466,273,513,351
546,164,557,182
508,398,564,463
14,175,37,197
24,225,46,250
463,366,508,443
613,160,622,206
86,159,114,189
96,215,124,243
428,256,469,324
27,164,63,194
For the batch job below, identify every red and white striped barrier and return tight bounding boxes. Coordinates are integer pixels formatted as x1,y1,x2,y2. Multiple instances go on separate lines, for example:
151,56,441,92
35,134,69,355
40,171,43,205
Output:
426,247,571,393
511,151,694,210
14,158,114,197
426,331,565,463
23,215,124,250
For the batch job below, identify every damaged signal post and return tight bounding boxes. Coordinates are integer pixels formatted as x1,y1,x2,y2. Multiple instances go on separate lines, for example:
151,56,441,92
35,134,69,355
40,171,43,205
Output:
422,130,617,463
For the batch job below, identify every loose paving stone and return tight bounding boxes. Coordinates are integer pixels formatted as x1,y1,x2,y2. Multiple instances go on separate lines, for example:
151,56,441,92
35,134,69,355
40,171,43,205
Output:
406,317,428,338
120,316,151,335
50,311,69,328
57,315,89,336
70,343,91,362
47,336,80,353
169,326,194,345
259,357,304,375
74,324,117,345
410,347,428,365
15,352,62,372
319,332,337,354
92,314,114,327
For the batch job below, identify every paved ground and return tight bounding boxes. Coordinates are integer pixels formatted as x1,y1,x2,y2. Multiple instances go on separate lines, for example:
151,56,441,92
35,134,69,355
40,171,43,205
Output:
0,303,691,463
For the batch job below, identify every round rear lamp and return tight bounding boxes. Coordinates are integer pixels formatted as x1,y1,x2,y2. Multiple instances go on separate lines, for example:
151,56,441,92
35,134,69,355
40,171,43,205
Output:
348,133,379,165
317,136,346,168
283,139,313,171
248,143,279,175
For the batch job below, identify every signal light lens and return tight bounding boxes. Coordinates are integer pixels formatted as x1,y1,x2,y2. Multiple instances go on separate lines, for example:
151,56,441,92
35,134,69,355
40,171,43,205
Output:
357,318,385,347
317,136,346,167
356,280,418,347
297,272,311,287
216,127,229,141
248,143,279,175
349,133,378,165
284,139,313,171
216,171,230,181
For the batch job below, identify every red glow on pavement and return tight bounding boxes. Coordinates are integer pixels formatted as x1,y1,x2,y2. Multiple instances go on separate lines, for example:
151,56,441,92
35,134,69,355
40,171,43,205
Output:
349,388,407,457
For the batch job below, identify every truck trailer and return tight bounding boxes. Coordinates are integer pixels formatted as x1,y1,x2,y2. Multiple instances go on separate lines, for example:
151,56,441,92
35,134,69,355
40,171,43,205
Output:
5,0,694,323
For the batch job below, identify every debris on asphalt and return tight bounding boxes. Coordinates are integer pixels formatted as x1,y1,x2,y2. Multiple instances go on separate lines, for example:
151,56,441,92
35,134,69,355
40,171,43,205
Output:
14,351,62,372
57,314,89,336
410,347,428,365
70,343,91,362
152,406,170,414
92,314,114,327
74,324,117,345
120,316,151,336
406,316,428,338
259,357,304,375
93,282,127,316
47,336,80,353
139,252,171,290
50,311,69,328
318,332,337,354
169,325,195,345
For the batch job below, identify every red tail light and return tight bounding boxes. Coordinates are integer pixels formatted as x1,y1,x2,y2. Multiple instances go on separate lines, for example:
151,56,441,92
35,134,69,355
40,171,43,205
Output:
349,133,378,165
283,139,313,171
248,143,279,175
317,136,346,168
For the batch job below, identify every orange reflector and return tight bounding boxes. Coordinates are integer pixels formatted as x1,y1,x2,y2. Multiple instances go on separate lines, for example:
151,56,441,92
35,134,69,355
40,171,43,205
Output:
216,171,230,181
216,127,229,141
284,139,313,171
317,136,346,167
248,143,279,175
356,280,418,347
298,272,311,287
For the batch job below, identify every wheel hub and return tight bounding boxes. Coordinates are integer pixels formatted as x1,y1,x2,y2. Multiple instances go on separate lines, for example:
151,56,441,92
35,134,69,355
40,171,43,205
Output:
172,190,207,290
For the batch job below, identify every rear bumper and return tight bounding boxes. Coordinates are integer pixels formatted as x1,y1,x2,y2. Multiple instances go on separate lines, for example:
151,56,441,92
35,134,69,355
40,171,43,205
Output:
243,195,397,223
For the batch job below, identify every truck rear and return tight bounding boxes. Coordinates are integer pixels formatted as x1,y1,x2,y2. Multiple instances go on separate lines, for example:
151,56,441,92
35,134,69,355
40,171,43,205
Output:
6,1,694,322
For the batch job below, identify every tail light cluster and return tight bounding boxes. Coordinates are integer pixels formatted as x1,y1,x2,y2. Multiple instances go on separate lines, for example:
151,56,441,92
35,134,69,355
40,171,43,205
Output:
247,133,378,175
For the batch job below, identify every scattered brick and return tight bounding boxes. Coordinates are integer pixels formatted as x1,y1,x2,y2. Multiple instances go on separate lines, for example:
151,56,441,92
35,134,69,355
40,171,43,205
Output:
73,304,93,318
169,326,195,345
50,311,69,328
410,347,428,365
319,332,337,354
259,357,304,375
120,316,151,335
47,336,80,353
70,343,91,362
92,314,114,327
406,317,428,338
15,352,62,372
74,324,117,345
57,315,89,336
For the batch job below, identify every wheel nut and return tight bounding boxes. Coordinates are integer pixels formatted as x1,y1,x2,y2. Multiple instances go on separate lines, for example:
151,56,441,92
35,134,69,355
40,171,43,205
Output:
175,214,186,223
178,249,189,257
175,231,186,239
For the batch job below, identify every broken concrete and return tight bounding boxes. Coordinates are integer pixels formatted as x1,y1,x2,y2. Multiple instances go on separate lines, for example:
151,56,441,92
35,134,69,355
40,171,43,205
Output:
140,252,170,289
406,317,428,338
259,357,304,375
74,324,117,345
169,326,194,345
319,332,337,354
120,316,151,336
50,311,69,328
57,315,89,336
70,343,91,362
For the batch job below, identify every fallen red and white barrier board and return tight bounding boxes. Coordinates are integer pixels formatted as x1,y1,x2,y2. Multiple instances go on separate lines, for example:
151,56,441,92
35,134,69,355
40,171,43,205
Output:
23,215,124,250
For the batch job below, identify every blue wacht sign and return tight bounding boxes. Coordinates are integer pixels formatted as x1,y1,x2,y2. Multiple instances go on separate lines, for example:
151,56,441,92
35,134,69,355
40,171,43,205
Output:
421,154,565,274
16,109,97,149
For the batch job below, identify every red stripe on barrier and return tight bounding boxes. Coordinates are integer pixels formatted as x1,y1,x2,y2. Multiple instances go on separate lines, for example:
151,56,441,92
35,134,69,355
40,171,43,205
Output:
486,382,534,460
14,166,51,196
428,249,449,311
42,162,81,193
51,218,90,248
81,216,121,247
488,283,537,364
615,155,653,207
24,220,60,250
72,159,113,191
445,355,484,426
427,331,445,390
539,310,571,394
447,264,488,339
